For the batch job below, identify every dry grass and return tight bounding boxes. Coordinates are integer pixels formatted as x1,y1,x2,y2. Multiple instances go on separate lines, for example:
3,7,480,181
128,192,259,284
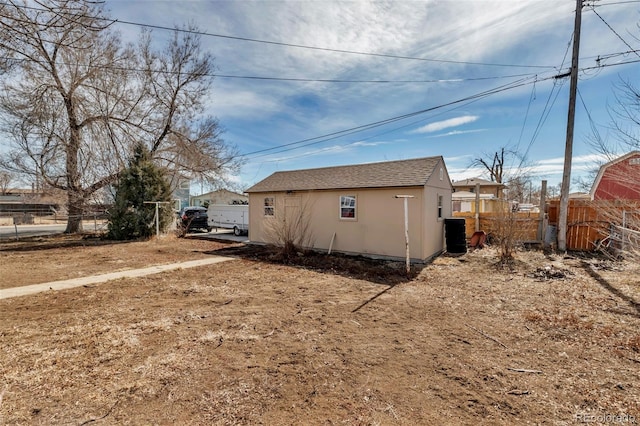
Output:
1,237,639,424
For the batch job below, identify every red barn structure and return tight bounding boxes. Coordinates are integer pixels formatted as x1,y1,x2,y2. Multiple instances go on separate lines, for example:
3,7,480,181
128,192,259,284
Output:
590,151,640,200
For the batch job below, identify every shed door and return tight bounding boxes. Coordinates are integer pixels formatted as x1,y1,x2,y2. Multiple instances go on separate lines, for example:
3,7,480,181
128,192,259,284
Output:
284,196,302,225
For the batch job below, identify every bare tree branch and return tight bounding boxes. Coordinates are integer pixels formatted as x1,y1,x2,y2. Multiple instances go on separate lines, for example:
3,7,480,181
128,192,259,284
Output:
0,0,239,233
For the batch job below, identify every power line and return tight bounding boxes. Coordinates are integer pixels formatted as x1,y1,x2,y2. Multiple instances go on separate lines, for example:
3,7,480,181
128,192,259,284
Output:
114,18,558,69
589,6,640,59
583,56,640,69
4,2,638,82
260,87,511,165
241,75,554,159
592,0,640,6
212,72,543,84
584,49,640,61
519,32,575,166
4,49,637,83
254,56,640,163
2,2,557,70
242,50,640,160
0,54,548,84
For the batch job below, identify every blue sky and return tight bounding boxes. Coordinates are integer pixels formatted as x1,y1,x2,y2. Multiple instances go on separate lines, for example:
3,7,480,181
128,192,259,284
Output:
105,0,640,192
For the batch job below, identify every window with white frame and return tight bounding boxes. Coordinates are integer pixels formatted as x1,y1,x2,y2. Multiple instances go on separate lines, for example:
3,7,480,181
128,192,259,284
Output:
437,194,443,219
340,195,356,219
439,167,444,180
264,197,275,216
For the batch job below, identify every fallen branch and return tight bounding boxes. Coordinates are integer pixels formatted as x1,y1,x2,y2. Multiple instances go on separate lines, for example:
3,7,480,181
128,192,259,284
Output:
507,367,543,374
466,324,508,349
263,329,275,338
506,389,530,395
79,400,119,425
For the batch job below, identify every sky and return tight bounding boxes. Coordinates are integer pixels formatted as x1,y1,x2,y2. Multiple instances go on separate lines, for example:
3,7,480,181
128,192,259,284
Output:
104,0,640,193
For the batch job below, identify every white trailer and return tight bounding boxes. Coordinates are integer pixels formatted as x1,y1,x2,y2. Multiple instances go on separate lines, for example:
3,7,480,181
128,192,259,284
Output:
207,204,248,236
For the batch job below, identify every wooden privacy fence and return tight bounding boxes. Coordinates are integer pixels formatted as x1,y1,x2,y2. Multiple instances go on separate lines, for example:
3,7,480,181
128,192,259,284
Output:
452,211,542,243
547,199,640,251
452,199,640,251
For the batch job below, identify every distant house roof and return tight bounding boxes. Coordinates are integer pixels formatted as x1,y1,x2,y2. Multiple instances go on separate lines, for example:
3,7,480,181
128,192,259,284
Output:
246,157,444,193
192,189,247,198
451,191,496,200
451,177,505,188
548,192,591,201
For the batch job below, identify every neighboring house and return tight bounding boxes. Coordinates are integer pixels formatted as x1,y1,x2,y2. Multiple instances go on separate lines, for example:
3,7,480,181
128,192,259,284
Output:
452,177,505,197
451,191,502,213
190,189,248,207
0,188,61,219
590,151,640,200
245,156,453,262
451,177,505,213
173,179,191,210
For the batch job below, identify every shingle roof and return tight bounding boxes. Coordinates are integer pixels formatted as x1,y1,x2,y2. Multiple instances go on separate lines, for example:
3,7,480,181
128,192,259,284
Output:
451,177,505,188
246,156,443,193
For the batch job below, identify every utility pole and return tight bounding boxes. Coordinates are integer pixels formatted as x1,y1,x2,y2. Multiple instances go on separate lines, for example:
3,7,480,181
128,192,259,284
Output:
558,0,583,252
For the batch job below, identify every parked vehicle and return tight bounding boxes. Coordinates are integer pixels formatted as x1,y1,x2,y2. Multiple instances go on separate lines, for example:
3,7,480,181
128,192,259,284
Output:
177,206,211,232
207,204,248,236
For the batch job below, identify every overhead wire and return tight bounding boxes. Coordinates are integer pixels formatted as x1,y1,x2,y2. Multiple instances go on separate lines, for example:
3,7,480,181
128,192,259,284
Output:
2,1,637,84
2,1,557,70
588,5,640,59
259,94,496,164
577,87,604,148
517,32,574,168
0,54,544,84
4,0,640,168
516,77,537,149
592,0,640,6
240,53,640,161
241,75,554,159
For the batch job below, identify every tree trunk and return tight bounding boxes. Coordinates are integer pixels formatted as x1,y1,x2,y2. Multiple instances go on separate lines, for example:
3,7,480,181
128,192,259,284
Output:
65,189,84,233
65,123,83,234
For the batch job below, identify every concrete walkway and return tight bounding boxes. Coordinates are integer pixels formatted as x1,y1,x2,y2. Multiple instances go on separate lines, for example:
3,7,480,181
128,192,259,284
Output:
0,256,234,300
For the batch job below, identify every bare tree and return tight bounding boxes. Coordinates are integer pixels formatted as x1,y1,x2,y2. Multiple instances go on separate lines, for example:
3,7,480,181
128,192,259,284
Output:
581,76,640,260
471,146,539,261
264,197,315,261
0,171,12,195
608,78,640,150
0,0,239,233
471,147,510,183
505,175,531,203
488,207,535,263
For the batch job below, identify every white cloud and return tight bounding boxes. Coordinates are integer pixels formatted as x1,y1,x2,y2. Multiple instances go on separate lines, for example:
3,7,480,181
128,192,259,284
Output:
412,116,480,134
103,0,640,190
428,128,487,138
210,87,280,119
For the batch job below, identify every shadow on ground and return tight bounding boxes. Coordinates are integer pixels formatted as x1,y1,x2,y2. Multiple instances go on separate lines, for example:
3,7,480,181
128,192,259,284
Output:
0,233,129,253
581,260,640,318
208,243,424,286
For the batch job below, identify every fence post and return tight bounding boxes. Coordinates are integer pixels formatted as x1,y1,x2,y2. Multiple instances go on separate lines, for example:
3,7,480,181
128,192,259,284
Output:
474,183,480,232
622,210,627,253
538,180,547,241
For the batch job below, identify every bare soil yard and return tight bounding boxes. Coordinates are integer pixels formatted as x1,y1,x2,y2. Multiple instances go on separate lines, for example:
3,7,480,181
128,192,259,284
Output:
1,235,639,425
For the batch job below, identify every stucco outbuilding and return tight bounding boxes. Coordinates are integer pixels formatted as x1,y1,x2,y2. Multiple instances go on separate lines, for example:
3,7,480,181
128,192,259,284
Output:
245,156,453,262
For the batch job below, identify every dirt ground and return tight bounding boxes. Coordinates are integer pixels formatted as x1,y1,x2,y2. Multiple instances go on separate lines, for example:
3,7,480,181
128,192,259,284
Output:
0,235,639,425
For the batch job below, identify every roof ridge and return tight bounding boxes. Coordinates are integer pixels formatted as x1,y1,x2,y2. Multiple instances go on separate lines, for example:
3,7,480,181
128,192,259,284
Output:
246,156,445,193
269,156,441,175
